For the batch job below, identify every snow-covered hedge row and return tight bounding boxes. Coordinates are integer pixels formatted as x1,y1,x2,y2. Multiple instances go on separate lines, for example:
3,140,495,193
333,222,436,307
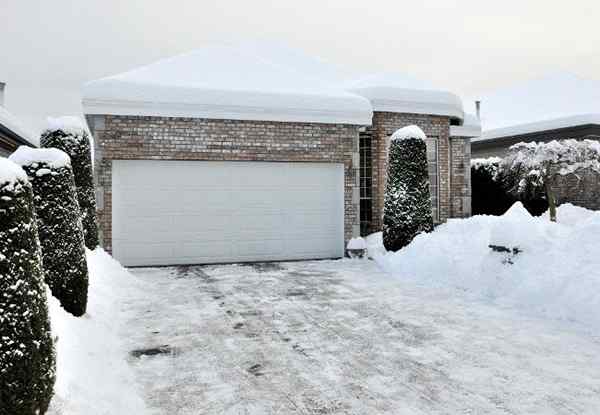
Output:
500,139,600,221
471,156,547,216
10,147,89,317
383,125,433,251
0,158,55,414
41,117,99,250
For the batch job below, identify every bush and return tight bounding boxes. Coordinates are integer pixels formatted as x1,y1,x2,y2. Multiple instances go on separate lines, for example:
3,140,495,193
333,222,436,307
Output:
471,158,515,216
471,158,548,217
0,158,55,415
383,126,433,252
40,117,99,249
10,147,89,316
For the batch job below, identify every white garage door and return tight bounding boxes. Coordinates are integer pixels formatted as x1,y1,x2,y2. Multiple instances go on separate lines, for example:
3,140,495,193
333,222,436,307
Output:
112,160,345,266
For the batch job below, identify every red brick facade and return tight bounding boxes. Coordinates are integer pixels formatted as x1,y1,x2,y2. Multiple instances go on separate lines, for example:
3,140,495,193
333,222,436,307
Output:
361,112,471,234
88,115,360,254
88,112,471,255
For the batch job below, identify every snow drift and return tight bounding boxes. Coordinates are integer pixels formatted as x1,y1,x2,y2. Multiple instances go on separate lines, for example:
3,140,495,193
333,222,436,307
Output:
47,249,149,415
375,203,600,329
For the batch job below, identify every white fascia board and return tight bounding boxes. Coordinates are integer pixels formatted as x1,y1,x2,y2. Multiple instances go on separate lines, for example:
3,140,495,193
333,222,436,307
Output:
478,113,600,142
82,98,373,126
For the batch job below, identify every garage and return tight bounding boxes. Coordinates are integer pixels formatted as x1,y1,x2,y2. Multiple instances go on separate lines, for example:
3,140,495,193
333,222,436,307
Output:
112,160,345,266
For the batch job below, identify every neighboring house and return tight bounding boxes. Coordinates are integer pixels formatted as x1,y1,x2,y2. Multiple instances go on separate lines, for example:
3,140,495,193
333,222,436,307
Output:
0,83,36,156
471,72,600,210
82,43,480,266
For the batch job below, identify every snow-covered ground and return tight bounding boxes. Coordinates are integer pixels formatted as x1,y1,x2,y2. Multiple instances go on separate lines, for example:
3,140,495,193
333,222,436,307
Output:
375,202,600,330
47,249,150,415
46,204,600,414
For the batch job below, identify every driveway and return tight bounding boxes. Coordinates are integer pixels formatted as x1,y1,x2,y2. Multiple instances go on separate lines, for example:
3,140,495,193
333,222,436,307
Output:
125,260,600,414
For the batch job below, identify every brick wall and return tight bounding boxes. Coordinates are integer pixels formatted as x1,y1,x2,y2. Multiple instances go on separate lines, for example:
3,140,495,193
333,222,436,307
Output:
88,115,361,254
367,112,454,233
450,137,472,217
554,169,600,210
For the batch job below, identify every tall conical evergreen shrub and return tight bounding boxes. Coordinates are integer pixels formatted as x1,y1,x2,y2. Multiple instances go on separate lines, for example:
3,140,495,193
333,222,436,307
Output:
0,158,55,415
40,116,99,249
10,147,89,316
383,125,434,252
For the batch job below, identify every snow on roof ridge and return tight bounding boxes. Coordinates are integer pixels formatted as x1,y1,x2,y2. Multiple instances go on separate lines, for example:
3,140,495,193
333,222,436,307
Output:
0,106,37,145
0,157,28,187
391,125,427,141
9,146,71,169
45,116,87,136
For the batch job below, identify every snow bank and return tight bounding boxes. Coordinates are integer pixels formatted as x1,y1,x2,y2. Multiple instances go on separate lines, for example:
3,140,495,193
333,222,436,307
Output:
9,146,71,169
0,156,28,188
375,203,600,329
48,249,149,415
391,125,426,141
46,116,86,137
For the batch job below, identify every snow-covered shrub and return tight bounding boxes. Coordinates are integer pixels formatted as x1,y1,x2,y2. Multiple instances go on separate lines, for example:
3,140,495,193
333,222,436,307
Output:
383,125,433,252
10,147,89,317
0,158,55,414
40,117,99,249
471,157,514,216
500,139,600,221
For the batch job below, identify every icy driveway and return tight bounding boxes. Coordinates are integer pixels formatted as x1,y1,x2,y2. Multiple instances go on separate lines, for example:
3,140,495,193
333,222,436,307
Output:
126,260,600,414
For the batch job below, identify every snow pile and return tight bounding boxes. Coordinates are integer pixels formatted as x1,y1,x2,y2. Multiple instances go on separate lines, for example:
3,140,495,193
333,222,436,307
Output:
375,202,600,329
47,249,149,415
0,156,29,188
9,146,71,169
45,116,86,137
390,125,426,141
346,237,367,250
365,231,385,258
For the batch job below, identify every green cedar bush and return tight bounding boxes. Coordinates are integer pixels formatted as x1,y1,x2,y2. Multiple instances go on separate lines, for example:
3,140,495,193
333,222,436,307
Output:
40,118,99,249
10,147,89,316
0,158,55,415
383,126,434,252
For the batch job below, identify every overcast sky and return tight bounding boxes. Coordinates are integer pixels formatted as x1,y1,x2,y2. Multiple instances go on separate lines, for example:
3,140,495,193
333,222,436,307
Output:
2,0,600,137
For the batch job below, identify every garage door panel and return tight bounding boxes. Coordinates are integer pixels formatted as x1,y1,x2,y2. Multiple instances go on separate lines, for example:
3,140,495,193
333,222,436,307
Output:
112,160,344,266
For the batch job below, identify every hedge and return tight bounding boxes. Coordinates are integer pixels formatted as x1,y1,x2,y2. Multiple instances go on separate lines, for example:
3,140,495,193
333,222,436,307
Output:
0,158,55,414
383,126,433,251
10,147,89,316
40,118,99,249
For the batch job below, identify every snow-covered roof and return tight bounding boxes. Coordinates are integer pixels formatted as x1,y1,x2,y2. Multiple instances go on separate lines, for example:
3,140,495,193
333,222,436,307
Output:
343,72,464,120
0,106,36,145
474,72,600,142
83,43,466,126
391,125,427,141
450,113,481,138
9,146,71,169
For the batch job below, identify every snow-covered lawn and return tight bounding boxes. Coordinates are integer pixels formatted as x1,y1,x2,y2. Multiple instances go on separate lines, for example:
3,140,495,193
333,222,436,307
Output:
46,204,600,414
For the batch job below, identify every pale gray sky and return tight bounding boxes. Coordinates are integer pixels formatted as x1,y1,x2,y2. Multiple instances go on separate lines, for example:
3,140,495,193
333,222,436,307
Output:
2,0,600,137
